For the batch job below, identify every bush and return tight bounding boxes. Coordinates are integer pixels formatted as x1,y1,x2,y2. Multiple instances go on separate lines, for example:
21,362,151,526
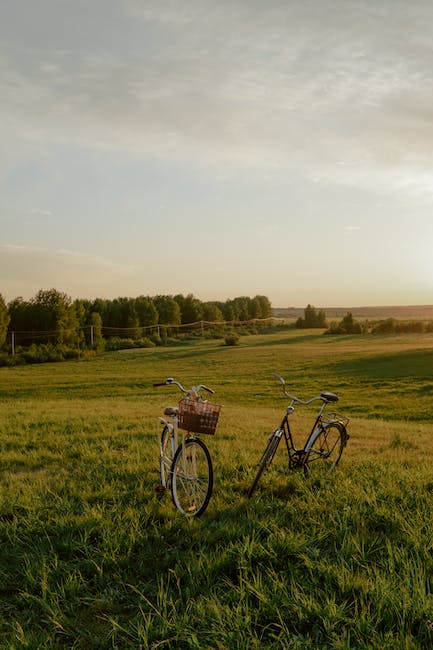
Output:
0,352,17,367
324,321,344,335
12,343,79,364
133,338,156,349
324,312,364,335
202,327,225,339
371,318,397,334
395,320,425,334
105,338,135,351
224,333,240,346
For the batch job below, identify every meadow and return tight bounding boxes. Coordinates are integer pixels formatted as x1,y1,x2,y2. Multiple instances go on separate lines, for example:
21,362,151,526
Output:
1,328,433,648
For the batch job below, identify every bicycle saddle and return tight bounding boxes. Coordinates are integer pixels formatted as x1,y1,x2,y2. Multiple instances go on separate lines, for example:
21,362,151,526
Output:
321,391,339,402
164,406,179,416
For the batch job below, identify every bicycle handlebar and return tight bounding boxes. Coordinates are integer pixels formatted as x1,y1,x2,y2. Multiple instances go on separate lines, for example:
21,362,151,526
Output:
274,374,338,404
153,377,215,395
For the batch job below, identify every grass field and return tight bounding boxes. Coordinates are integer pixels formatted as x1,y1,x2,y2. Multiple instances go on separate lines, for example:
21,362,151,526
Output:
1,328,433,648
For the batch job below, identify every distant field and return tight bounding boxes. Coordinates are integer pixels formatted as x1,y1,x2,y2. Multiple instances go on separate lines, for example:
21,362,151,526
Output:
274,304,433,320
1,328,433,648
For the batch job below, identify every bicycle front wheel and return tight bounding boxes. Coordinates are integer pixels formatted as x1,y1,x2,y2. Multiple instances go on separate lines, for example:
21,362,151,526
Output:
303,422,346,479
171,438,213,517
248,431,281,498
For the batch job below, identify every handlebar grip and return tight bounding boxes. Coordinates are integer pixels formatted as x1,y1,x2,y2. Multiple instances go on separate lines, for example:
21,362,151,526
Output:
153,382,166,387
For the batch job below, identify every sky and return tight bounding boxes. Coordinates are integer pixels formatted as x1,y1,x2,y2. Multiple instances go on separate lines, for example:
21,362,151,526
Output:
1,0,433,308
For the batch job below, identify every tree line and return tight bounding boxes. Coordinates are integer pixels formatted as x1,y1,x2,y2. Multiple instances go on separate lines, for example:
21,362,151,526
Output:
1,294,431,365
0,289,273,352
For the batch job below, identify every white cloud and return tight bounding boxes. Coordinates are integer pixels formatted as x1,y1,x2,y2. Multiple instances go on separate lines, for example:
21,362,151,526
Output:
29,209,54,218
1,0,433,199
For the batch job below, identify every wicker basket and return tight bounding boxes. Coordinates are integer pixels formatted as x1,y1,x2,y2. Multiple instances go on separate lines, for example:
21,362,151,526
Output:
178,397,221,435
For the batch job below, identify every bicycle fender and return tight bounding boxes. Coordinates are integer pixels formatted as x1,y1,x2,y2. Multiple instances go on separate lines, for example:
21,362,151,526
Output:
328,420,350,445
305,421,349,453
159,417,174,433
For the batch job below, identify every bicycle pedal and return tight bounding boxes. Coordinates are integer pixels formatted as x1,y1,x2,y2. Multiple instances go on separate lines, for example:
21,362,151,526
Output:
155,484,166,493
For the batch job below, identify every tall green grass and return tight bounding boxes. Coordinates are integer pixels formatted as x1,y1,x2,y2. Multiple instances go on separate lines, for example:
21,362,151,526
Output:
1,329,433,648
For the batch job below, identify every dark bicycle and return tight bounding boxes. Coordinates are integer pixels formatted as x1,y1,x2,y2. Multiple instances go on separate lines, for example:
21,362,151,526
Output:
248,374,350,498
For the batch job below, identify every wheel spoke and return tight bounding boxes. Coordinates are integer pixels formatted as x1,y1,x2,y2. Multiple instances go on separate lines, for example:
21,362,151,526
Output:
303,423,345,478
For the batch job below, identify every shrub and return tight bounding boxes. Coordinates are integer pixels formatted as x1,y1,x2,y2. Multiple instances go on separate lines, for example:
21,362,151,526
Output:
202,327,225,339
149,333,162,346
105,338,135,351
12,343,79,364
133,338,156,349
0,352,16,367
395,320,425,334
371,318,397,334
224,333,240,346
325,312,365,335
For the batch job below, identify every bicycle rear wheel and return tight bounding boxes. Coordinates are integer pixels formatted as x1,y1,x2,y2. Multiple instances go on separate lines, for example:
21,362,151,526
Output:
248,431,281,498
303,422,346,479
160,425,174,488
171,437,213,517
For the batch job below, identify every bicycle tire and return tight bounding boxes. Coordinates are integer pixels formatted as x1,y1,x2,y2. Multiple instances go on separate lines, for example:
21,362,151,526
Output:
171,437,213,517
160,425,174,488
303,421,346,479
248,431,281,498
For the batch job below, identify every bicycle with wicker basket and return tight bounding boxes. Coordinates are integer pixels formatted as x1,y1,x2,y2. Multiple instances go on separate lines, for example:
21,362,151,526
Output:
154,377,221,517
248,374,350,498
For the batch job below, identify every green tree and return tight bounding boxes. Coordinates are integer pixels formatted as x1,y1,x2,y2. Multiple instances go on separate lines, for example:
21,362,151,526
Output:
153,296,181,326
217,300,235,322
202,302,224,322
32,289,79,345
340,312,362,334
134,296,158,328
118,298,141,339
255,295,273,319
249,296,262,319
89,312,104,348
325,312,363,335
8,297,33,339
296,304,327,329
174,294,203,324
0,294,10,348
230,297,250,321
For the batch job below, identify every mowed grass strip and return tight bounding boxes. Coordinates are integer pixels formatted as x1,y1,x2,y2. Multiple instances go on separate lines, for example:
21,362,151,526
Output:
1,329,433,648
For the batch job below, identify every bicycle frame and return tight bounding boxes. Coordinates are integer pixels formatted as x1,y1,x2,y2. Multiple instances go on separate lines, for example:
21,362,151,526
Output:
274,399,328,469
159,411,191,488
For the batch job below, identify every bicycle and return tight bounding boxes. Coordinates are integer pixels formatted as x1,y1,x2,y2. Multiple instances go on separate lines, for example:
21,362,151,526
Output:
248,374,350,498
153,377,221,517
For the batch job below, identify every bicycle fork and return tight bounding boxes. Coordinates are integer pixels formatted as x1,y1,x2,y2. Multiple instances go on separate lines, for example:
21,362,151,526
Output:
159,417,177,489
